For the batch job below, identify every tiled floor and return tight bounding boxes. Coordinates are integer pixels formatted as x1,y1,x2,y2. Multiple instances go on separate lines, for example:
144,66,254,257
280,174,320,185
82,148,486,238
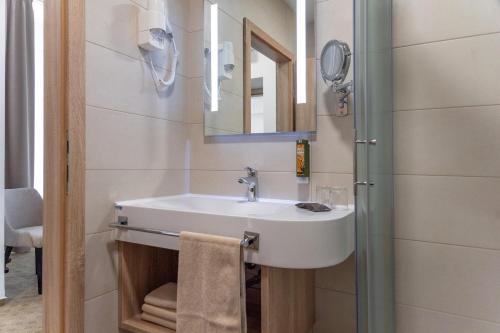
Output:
0,250,43,333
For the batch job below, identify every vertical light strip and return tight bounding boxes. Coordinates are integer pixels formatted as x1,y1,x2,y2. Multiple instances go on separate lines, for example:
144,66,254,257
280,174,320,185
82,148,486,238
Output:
0,0,6,301
210,3,219,112
296,0,306,104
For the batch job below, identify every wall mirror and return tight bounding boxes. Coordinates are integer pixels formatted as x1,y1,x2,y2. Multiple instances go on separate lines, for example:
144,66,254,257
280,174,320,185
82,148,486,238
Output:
203,0,316,136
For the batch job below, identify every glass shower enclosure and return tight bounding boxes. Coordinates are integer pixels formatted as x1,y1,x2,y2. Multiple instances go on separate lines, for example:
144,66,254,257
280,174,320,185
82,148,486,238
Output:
354,0,394,332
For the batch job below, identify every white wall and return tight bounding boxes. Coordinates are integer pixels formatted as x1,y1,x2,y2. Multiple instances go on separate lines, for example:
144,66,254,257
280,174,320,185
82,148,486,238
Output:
251,50,277,134
0,0,6,301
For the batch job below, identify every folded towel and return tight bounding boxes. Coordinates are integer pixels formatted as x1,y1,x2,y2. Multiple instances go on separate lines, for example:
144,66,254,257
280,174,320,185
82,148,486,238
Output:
142,303,177,322
177,231,247,333
141,312,177,330
144,282,177,310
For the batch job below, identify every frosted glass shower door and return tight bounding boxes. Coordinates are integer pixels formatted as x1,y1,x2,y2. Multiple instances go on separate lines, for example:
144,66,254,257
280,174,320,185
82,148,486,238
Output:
354,0,394,332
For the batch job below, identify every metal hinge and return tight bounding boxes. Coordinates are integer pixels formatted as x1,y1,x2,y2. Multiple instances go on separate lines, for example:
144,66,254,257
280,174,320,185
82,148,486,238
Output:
66,131,70,193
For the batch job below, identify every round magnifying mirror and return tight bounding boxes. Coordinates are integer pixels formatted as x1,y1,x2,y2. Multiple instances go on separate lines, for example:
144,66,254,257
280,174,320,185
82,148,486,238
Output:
320,40,351,85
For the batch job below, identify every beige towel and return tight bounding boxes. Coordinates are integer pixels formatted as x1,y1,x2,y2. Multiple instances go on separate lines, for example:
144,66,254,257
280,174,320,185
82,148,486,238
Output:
142,303,177,322
141,312,177,330
177,232,247,333
144,282,177,310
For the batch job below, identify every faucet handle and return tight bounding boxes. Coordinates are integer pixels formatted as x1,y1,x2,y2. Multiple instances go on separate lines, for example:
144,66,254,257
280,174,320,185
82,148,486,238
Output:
245,166,257,177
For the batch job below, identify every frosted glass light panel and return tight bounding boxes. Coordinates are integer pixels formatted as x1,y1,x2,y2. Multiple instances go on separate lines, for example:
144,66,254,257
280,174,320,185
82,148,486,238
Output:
203,0,317,136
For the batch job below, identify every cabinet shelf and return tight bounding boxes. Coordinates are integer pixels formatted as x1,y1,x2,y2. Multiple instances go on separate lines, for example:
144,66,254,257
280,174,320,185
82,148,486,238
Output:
118,241,314,333
122,315,175,333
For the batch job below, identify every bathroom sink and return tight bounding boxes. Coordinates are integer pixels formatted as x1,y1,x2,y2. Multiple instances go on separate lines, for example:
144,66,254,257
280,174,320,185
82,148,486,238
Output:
113,194,354,269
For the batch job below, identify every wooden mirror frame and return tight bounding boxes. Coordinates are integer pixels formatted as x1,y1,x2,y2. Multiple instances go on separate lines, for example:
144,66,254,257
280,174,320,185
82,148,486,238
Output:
243,18,295,133
44,0,85,332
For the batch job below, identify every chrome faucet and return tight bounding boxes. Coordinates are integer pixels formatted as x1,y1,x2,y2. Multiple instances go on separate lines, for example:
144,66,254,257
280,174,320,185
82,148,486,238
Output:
238,167,258,202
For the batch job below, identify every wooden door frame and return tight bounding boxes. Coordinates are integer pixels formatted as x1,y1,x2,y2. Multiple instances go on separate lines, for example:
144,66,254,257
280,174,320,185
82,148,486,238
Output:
44,0,85,332
243,18,295,133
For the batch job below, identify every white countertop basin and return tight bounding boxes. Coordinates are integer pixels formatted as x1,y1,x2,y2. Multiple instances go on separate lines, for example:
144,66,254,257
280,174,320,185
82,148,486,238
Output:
113,194,354,269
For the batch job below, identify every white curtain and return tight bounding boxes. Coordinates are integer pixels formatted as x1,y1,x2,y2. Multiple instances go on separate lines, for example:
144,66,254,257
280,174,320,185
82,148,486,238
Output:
0,0,7,301
5,0,35,189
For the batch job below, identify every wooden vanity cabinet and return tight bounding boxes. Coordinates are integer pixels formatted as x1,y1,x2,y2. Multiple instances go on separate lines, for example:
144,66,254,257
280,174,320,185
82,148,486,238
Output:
118,242,179,333
118,241,315,333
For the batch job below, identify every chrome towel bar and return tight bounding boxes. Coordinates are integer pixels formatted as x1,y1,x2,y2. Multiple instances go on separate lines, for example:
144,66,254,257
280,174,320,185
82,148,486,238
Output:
109,218,259,251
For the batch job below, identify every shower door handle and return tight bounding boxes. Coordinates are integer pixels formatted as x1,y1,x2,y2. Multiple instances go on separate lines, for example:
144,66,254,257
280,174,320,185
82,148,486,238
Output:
355,181,375,186
353,134,377,195
355,139,377,145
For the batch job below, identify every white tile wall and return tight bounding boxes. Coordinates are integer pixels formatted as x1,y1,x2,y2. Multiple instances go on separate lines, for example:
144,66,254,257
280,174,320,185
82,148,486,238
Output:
394,34,500,111
84,291,119,333
86,106,188,170
84,0,191,331
395,240,500,323
314,289,356,333
85,169,187,235
395,175,500,250
84,231,118,300
393,0,500,47
393,1,500,331
86,43,189,122
394,105,500,177
397,305,500,333
85,0,356,331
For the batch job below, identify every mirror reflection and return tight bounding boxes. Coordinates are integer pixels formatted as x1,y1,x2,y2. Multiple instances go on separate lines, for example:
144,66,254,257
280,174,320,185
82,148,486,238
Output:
204,0,316,136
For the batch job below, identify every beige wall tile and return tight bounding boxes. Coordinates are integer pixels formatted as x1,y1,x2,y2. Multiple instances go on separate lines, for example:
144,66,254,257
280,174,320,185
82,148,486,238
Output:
85,169,187,235
166,0,191,30
393,0,500,47
220,57,244,97
396,304,500,333
84,291,119,333
217,10,244,61
394,106,500,177
186,30,203,78
395,239,500,323
314,289,356,333
204,90,244,133
86,0,140,58
186,78,204,124
316,0,353,57
395,175,500,250
127,0,191,29
85,231,118,300
215,0,296,53
86,42,188,122
129,0,147,8
86,106,188,170
315,254,356,295
188,0,204,32
394,33,500,111
189,123,301,172
86,0,192,77
311,115,354,174
190,170,310,201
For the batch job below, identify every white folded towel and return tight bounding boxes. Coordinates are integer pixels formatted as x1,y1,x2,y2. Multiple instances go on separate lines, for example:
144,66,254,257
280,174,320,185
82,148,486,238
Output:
141,312,177,330
142,303,177,322
144,282,177,310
